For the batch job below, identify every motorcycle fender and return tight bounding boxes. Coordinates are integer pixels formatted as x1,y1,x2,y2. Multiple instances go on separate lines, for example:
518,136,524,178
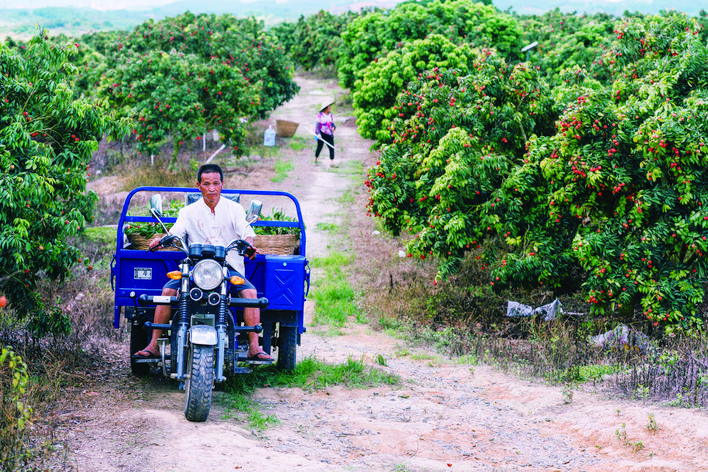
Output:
189,324,217,346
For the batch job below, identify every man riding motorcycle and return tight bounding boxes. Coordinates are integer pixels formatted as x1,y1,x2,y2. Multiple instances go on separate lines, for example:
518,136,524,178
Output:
132,163,273,362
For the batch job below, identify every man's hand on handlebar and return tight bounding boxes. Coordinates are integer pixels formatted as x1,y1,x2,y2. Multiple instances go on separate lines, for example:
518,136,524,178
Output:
245,245,257,260
148,234,172,252
242,237,258,260
148,236,162,251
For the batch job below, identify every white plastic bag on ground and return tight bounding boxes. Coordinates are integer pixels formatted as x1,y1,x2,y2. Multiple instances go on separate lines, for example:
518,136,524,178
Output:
506,299,563,321
590,324,655,353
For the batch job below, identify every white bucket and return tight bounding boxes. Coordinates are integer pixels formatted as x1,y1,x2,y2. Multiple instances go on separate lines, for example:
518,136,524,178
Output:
263,125,275,146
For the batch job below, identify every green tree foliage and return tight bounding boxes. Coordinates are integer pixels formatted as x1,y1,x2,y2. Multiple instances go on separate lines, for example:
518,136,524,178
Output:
366,51,557,274
102,48,260,159
526,13,708,330
81,13,298,158
517,9,616,85
353,34,477,143
366,12,708,331
0,34,123,333
337,0,520,91
271,10,354,70
269,20,298,57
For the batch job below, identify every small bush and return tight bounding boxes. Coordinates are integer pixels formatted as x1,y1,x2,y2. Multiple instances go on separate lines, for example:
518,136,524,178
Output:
1,347,34,471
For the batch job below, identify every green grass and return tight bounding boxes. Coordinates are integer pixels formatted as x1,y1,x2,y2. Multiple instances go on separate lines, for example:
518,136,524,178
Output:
296,355,399,389
225,355,399,393
331,158,362,179
288,137,309,151
576,363,624,382
338,188,354,205
315,222,339,233
221,356,400,429
309,252,361,331
271,158,294,182
547,362,626,383
220,394,280,431
83,226,116,246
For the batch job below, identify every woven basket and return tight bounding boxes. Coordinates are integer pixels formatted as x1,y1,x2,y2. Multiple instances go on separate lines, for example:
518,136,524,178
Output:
254,234,300,255
276,120,299,138
129,233,180,251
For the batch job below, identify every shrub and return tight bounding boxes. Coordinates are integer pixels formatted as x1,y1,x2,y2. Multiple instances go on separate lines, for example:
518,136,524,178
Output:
0,347,33,471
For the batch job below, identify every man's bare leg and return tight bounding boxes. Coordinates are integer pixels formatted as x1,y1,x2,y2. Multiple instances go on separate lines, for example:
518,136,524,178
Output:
134,287,177,356
241,288,272,359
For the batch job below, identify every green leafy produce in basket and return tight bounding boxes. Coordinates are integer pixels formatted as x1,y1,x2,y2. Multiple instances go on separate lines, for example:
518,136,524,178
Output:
124,199,183,241
124,221,171,239
255,208,301,236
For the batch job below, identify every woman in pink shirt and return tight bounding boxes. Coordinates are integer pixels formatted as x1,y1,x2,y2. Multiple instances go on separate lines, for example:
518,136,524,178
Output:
314,101,336,165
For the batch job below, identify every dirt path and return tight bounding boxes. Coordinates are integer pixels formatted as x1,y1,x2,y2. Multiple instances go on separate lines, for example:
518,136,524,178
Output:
66,74,708,472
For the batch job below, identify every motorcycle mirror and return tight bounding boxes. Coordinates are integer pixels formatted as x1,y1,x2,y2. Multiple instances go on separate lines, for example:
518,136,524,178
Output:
150,194,163,217
150,194,171,234
246,199,262,224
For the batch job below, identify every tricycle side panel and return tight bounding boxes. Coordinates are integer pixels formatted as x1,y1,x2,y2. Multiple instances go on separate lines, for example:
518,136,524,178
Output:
114,249,183,327
244,255,306,335
264,255,306,311
244,256,266,299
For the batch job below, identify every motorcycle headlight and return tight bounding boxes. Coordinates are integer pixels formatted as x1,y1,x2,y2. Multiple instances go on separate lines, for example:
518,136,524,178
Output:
192,259,223,291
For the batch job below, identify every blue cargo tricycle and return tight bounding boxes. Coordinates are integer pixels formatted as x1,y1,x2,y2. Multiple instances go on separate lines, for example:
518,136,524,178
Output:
111,187,309,421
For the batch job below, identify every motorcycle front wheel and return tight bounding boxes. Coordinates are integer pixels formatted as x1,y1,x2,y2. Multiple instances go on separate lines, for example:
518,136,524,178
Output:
184,344,214,422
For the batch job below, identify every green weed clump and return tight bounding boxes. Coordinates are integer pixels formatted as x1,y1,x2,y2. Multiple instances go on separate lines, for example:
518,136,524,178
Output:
309,253,361,330
224,355,399,395
271,158,294,183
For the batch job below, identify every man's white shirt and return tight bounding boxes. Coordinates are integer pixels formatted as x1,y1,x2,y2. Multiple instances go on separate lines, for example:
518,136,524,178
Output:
169,197,256,274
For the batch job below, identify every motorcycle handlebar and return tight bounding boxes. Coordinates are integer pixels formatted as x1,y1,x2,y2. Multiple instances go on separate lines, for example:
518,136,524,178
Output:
226,238,258,259
138,293,268,310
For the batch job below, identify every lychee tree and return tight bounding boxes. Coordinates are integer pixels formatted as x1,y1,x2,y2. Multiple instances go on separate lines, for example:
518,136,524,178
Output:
86,13,298,158
366,51,557,278
337,0,518,91
273,10,353,71
517,10,615,86
99,48,260,159
0,34,125,336
525,12,708,331
366,12,708,332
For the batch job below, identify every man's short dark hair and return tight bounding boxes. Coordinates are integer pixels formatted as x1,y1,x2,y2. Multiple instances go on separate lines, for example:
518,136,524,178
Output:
197,164,223,183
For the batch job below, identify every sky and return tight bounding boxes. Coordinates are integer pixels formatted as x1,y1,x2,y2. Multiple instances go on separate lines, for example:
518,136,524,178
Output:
3,0,176,9
0,0,692,15
2,0,326,9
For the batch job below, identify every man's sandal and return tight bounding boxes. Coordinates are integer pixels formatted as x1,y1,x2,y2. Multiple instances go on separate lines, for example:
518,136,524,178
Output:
247,350,273,361
133,348,160,359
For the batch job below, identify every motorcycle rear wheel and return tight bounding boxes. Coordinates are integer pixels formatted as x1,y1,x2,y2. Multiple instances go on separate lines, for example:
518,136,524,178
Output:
277,325,297,371
129,308,152,376
184,344,214,422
